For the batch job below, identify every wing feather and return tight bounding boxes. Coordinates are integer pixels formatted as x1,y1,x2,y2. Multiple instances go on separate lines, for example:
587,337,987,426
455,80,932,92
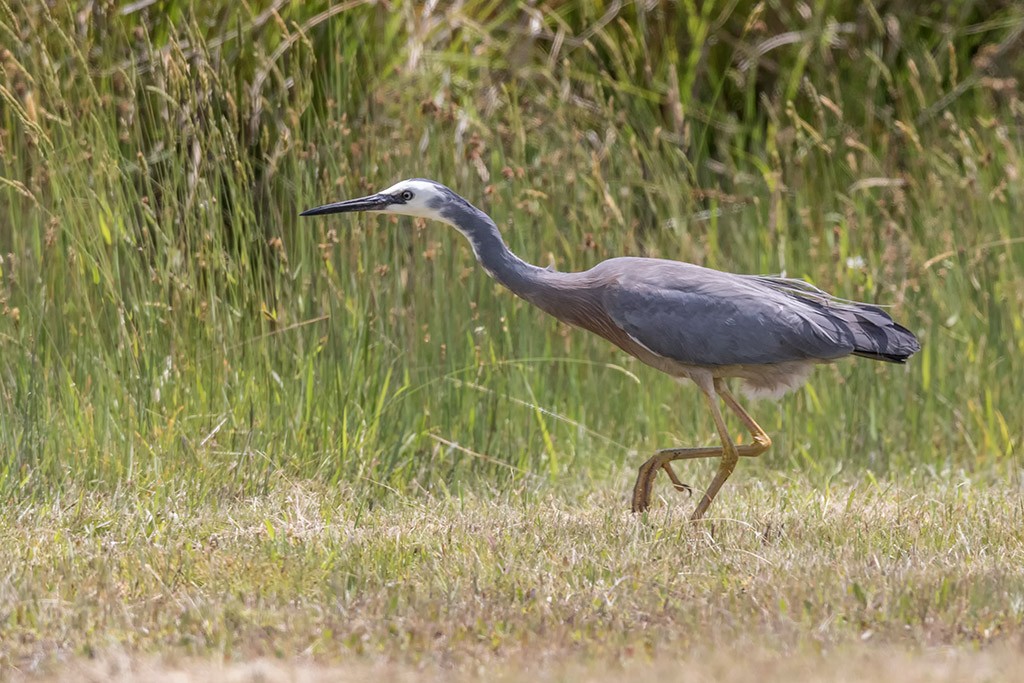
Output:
597,259,862,367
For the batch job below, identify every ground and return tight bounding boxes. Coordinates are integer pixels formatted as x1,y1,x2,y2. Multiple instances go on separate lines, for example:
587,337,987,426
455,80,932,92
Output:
4,472,1022,681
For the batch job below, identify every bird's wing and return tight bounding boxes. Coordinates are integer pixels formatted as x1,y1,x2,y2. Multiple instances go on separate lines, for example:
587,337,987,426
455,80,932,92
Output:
745,275,919,362
599,259,859,366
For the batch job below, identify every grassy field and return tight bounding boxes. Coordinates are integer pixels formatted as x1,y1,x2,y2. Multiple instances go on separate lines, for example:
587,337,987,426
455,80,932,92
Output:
1,0,1023,679
4,478,1024,679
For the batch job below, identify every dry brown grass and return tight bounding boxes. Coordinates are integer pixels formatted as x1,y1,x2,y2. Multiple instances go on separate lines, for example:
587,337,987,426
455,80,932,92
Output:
21,644,1024,683
3,474,1023,679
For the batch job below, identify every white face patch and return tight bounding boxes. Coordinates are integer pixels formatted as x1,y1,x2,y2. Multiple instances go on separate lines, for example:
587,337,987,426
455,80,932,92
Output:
378,179,450,222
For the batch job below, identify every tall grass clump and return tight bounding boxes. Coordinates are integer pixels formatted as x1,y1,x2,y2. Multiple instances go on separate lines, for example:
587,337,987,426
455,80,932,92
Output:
0,1,1021,502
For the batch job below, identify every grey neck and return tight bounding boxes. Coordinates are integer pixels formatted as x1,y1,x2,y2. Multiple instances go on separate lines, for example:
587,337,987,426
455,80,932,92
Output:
439,200,547,299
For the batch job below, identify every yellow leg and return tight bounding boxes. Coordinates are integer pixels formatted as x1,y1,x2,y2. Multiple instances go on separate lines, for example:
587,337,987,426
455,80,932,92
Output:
717,381,772,452
630,376,772,518
689,378,740,520
631,445,720,513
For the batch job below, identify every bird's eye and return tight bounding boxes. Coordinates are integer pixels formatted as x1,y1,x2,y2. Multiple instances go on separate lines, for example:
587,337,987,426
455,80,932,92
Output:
400,190,414,201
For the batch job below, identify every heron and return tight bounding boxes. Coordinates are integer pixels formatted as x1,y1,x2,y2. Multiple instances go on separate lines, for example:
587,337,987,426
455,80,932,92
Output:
301,178,920,520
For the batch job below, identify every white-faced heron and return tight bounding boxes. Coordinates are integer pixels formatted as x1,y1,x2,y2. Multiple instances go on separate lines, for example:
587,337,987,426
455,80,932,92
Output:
302,178,920,520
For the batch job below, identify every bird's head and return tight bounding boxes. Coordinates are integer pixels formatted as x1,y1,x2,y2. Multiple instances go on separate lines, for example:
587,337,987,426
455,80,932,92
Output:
300,178,460,224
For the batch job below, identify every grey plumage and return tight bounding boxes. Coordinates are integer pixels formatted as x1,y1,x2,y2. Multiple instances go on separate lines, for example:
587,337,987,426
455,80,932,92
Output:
301,177,920,520
599,259,919,368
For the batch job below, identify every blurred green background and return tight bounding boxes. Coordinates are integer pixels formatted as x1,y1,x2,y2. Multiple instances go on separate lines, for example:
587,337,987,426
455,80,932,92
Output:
0,0,1020,501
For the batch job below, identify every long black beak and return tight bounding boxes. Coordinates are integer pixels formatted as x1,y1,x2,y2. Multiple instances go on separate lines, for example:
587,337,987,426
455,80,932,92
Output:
300,193,392,217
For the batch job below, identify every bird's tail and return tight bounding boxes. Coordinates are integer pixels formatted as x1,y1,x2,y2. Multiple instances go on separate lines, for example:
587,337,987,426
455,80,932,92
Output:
838,303,920,363
749,276,921,363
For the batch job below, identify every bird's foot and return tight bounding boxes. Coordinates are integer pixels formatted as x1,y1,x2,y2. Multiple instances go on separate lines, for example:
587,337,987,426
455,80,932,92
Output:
630,454,698,513
661,462,693,496
631,462,655,513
